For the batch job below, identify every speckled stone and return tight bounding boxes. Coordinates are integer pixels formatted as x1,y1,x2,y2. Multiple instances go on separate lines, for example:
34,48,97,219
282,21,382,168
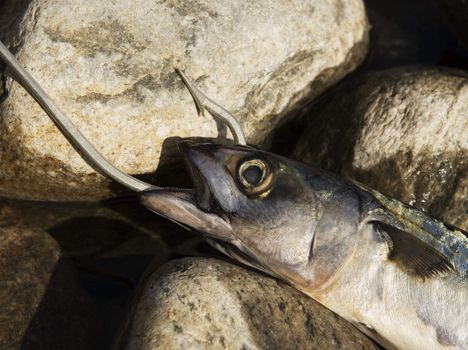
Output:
290,67,468,230
0,0,369,201
117,258,377,350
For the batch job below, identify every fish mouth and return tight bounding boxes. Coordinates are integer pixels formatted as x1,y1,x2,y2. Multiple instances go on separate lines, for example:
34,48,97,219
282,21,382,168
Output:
139,141,234,241
140,140,272,275
205,237,276,277
179,141,218,213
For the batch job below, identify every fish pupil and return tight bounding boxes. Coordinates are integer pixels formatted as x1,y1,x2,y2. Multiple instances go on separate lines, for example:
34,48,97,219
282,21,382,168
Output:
243,165,263,186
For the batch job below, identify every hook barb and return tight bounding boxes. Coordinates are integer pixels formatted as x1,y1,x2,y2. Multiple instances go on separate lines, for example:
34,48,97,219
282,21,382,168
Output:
175,68,246,145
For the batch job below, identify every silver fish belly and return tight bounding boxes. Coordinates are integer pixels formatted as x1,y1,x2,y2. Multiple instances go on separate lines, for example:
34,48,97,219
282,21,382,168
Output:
305,187,467,350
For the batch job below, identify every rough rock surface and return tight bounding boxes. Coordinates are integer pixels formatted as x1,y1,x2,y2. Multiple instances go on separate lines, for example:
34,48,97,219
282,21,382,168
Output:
0,204,103,350
117,258,377,350
290,67,468,230
0,0,369,201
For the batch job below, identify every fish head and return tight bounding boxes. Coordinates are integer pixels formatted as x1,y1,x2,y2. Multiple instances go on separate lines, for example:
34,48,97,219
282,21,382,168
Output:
141,141,360,289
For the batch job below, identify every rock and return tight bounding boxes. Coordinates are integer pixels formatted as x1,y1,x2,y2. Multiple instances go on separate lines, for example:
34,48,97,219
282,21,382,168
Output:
49,215,170,284
364,0,461,69
0,204,103,350
290,67,468,230
117,258,377,350
1,198,177,347
0,0,369,201
435,0,468,50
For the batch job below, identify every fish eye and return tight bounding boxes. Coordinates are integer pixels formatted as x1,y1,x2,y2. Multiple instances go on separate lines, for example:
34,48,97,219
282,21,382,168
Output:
237,158,274,195
242,164,263,185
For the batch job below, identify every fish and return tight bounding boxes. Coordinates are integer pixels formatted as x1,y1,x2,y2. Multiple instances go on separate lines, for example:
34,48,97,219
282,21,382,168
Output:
141,141,468,350
1,39,466,350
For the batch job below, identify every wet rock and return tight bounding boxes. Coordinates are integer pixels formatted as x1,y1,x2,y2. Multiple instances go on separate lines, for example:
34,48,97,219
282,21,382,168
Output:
290,67,468,230
0,204,103,350
0,0,369,201
117,258,377,350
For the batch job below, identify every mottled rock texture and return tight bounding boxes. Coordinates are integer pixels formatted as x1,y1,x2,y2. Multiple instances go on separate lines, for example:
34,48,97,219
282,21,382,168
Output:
117,258,377,350
290,67,467,230
0,204,102,350
0,0,369,201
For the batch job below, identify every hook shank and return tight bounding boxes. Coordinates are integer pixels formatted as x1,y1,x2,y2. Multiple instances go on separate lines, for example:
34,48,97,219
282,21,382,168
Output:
0,40,154,192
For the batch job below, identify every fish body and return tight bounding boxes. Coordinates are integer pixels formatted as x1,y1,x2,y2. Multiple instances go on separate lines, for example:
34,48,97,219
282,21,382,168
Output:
1,39,465,348
142,141,468,350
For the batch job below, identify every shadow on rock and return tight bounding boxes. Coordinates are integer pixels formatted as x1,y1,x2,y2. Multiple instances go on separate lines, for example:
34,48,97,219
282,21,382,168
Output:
19,258,104,350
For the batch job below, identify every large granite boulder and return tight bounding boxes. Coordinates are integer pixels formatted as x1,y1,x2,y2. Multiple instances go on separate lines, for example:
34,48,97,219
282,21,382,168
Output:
290,67,467,230
0,0,369,201
117,258,377,350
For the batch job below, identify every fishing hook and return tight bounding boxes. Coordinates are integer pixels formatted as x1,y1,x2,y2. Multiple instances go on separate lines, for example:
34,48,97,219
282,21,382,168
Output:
0,40,246,192
0,41,153,192
175,69,246,145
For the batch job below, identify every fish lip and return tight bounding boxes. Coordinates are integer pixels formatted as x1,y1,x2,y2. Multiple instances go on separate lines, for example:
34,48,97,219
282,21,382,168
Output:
178,140,219,214
139,141,233,237
139,187,233,238
140,188,249,268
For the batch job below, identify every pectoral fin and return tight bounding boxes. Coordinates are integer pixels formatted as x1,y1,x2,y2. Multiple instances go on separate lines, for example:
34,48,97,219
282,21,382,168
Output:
376,222,455,279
